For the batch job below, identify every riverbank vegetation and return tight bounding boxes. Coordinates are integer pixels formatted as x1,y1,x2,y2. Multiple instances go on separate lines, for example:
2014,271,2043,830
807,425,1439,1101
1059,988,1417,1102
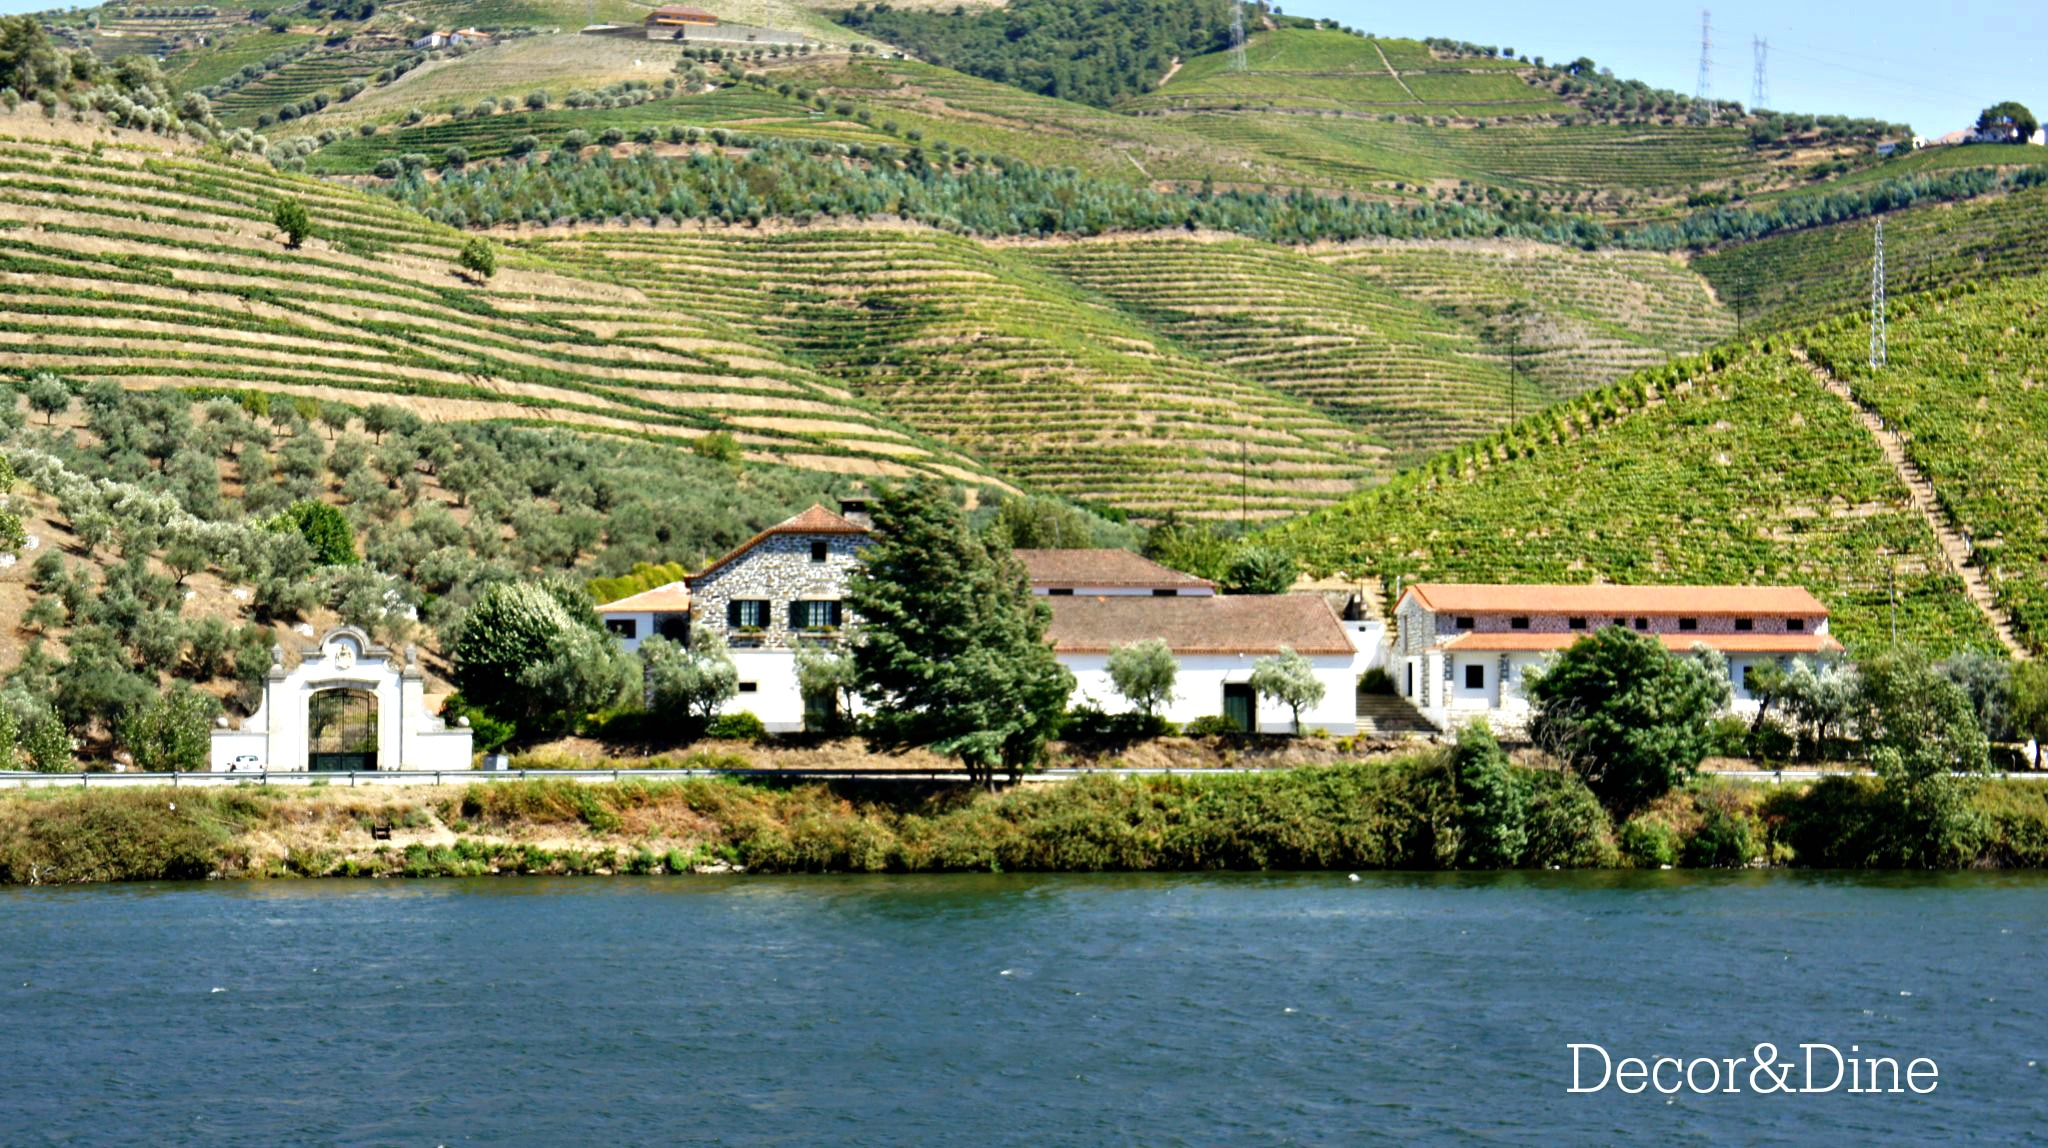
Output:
6,757,2048,885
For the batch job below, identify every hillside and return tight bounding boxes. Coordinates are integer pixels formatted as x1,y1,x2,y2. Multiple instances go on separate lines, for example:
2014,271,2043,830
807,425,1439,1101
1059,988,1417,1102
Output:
0,113,994,488
1695,181,2048,330
1261,338,1998,657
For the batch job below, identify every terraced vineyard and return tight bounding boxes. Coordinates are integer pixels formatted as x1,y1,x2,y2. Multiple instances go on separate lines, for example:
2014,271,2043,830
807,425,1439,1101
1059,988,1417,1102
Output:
1262,346,1995,656
1124,28,1563,116
1023,237,1515,454
532,228,1390,517
306,88,897,172
1175,115,1770,197
0,118,990,489
1314,240,1734,406
1695,183,2048,330
211,46,417,127
1801,273,2048,651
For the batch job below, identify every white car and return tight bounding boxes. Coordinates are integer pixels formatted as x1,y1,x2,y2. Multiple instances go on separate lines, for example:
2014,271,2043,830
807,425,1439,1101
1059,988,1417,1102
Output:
228,755,264,773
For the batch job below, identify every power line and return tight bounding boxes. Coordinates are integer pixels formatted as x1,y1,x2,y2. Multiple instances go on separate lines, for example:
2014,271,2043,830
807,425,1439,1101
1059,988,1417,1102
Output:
1752,36,1768,110
1870,218,1888,371
1694,10,1713,123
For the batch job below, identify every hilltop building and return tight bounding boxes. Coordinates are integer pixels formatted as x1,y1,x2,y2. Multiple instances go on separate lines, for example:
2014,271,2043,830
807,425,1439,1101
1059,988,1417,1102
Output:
644,5,718,36
595,582,691,653
1391,583,1841,731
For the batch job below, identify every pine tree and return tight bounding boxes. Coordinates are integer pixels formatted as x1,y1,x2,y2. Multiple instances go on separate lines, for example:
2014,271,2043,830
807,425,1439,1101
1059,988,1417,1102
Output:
848,481,1072,787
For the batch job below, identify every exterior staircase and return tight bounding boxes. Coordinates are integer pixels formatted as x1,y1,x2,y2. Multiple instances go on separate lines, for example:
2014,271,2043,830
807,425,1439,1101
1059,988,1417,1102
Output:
1356,691,1439,738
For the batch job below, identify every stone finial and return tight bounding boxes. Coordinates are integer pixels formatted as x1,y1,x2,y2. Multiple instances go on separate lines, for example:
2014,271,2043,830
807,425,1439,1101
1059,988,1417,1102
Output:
271,643,284,666
405,643,418,667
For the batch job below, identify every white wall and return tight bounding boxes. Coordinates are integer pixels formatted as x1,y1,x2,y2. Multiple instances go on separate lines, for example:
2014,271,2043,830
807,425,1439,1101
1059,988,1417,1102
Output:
721,649,807,732
604,611,656,654
1061,652,1360,734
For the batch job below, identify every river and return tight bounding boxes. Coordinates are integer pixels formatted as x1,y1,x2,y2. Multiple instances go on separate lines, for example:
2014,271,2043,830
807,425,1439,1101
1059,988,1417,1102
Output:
2,872,2043,1144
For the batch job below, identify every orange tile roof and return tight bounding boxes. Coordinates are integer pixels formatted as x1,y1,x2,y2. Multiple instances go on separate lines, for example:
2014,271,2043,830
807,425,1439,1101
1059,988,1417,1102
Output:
597,582,691,613
1401,583,1828,617
1045,594,1355,656
1014,549,1215,590
688,504,870,585
1433,631,1843,655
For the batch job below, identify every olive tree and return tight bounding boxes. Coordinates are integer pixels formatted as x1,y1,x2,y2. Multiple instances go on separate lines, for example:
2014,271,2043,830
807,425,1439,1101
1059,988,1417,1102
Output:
1106,638,1176,718
1249,646,1324,734
642,628,739,726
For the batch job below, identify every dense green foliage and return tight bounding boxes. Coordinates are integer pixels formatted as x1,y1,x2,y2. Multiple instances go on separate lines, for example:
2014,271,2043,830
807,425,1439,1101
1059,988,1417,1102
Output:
1263,344,1992,654
1528,628,1729,816
1449,722,1526,868
449,579,634,730
838,0,1230,108
270,499,355,565
848,483,1073,784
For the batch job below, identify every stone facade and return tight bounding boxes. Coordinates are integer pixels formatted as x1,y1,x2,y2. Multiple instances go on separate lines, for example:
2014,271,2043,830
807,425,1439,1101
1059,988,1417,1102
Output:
689,532,869,649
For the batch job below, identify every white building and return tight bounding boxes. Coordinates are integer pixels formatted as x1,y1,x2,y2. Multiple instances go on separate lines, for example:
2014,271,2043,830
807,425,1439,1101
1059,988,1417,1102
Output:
595,581,690,654
684,503,874,732
210,627,473,772
1048,593,1378,734
1390,583,1842,733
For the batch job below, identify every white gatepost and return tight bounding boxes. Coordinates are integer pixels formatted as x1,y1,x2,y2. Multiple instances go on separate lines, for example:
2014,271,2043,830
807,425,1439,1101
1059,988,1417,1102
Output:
210,626,474,772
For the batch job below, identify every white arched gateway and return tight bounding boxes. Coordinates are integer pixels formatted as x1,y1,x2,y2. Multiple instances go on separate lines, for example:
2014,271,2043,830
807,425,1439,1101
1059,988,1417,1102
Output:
209,627,474,772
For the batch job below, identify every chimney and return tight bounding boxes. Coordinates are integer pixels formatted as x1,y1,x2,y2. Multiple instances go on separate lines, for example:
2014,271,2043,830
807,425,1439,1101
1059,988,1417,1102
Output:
838,496,872,529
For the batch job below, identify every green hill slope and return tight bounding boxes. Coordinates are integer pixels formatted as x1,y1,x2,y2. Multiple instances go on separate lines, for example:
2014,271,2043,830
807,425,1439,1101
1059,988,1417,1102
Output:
1695,182,2048,330
1801,275,2048,648
1124,27,1562,117
531,228,1388,518
1262,343,1994,656
0,118,992,487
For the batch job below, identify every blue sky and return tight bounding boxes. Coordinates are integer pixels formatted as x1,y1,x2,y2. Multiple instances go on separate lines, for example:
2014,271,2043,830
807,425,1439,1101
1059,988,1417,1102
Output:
1,1,2038,133
1285,0,2045,134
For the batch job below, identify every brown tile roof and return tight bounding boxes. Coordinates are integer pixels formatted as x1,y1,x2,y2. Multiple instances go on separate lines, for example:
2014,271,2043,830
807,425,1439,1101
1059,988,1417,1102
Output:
1014,549,1215,591
1401,583,1829,617
688,504,869,586
1045,594,1355,656
597,583,691,614
1433,631,1844,655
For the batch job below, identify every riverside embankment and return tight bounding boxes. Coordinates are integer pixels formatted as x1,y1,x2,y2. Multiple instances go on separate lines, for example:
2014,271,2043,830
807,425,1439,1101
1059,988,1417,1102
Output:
5,759,2048,884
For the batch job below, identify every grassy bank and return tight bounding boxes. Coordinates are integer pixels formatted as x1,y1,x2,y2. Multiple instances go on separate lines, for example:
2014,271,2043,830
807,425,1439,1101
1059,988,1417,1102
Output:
4,760,2047,884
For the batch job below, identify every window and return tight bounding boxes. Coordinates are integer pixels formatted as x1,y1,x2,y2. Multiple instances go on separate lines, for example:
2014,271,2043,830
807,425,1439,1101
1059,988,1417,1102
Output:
604,617,638,639
1678,618,1698,632
1153,588,1177,597
1633,617,1649,631
657,615,689,642
1568,617,1588,631
1735,618,1755,633
1738,665,1751,692
790,600,843,630
1048,588,1074,597
1455,616,1475,630
1464,664,1485,690
727,599,769,629
738,681,758,694
1787,618,1805,632
810,540,829,563
1510,616,1531,631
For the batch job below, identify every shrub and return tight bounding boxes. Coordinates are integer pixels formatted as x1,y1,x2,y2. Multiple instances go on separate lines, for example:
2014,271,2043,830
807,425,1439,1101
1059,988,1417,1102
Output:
1184,714,1240,737
270,197,310,247
1450,722,1526,867
458,236,496,280
706,711,769,742
1527,627,1729,817
1617,816,1679,867
1681,789,1758,868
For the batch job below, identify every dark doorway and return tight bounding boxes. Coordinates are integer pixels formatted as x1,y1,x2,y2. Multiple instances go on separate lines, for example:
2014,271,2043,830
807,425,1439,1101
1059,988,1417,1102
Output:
1222,683,1257,734
309,689,378,771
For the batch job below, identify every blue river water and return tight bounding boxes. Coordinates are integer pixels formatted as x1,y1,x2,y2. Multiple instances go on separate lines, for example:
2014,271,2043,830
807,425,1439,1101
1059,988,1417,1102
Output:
2,871,2044,1145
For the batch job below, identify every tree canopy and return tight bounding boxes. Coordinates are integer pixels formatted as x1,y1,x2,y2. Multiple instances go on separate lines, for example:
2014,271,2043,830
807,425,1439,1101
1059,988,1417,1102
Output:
848,481,1072,785
1527,626,1729,816
1977,101,2039,143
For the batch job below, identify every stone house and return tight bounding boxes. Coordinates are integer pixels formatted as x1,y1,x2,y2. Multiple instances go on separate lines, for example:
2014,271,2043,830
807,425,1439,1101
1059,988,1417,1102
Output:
683,504,873,730
1392,583,1842,731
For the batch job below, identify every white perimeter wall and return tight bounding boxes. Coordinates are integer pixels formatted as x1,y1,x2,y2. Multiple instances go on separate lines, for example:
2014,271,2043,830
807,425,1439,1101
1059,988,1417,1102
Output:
1062,652,1360,734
